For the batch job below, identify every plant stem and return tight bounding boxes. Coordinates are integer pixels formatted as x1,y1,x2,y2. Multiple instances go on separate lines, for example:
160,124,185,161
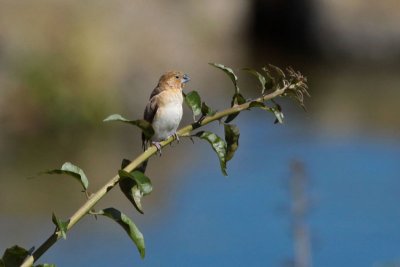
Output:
20,87,286,267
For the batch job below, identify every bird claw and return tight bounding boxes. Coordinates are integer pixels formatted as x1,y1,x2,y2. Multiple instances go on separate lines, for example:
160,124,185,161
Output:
152,141,162,156
173,132,180,143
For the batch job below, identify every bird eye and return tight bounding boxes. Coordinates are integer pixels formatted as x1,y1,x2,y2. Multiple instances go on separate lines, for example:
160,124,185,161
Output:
175,75,179,79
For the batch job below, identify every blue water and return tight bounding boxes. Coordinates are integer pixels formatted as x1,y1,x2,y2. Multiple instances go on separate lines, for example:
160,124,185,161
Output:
15,112,400,266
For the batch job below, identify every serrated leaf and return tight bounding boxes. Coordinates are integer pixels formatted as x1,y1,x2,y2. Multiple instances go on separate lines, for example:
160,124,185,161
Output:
184,91,202,120
201,102,216,116
1,246,30,267
119,169,152,214
225,93,246,123
45,162,89,191
52,213,68,240
99,208,145,259
195,131,227,176
209,63,239,94
242,68,267,94
104,114,154,139
224,124,240,162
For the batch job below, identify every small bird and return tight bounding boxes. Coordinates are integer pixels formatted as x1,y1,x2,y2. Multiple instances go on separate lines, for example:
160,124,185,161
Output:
120,72,189,211
142,71,190,152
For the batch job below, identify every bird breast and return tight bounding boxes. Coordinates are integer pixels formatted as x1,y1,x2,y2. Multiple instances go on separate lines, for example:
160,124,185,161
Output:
152,90,183,141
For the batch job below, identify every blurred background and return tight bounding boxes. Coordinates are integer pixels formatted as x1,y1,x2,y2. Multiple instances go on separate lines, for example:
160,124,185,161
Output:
1,1,400,266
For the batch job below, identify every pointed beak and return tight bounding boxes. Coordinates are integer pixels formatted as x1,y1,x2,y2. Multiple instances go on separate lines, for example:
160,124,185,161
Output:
182,73,190,84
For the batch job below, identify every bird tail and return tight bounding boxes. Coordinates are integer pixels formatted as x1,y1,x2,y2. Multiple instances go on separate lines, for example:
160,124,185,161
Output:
141,132,148,151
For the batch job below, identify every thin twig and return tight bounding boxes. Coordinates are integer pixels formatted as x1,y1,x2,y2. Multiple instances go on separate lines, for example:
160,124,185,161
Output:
21,86,288,267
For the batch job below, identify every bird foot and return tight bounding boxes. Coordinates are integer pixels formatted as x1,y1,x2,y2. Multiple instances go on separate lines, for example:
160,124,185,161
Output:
169,132,180,147
152,141,162,156
173,132,180,143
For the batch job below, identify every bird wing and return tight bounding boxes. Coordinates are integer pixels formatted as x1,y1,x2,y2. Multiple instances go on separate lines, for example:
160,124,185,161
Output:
143,96,158,123
142,87,161,149
149,86,163,99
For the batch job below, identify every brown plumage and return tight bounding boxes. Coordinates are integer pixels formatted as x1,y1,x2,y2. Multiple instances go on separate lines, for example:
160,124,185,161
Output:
142,71,190,150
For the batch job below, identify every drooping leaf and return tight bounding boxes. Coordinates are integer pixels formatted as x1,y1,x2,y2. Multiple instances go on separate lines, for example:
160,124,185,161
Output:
242,68,267,94
119,177,143,214
104,114,154,139
225,93,246,123
224,124,240,162
99,208,145,259
201,102,216,116
119,169,153,214
45,162,89,191
249,101,266,109
271,102,284,124
184,91,202,121
249,100,284,124
195,131,227,176
119,170,152,196
1,246,30,267
51,213,68,240
209,63,239,94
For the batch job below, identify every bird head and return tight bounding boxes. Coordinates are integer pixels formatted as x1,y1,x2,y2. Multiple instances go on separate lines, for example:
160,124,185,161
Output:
158,71,190,90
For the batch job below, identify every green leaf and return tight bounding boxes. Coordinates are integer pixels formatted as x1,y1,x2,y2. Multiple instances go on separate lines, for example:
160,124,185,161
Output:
52,213,68,240
271,102,284,124
35,264,56,267
119,170,152,195
224,124,240,162
119,169,153,214
262,64,285,89
231,93,246,106
104,114,154,139
1,246,30,267
45,162,89,191
99,208,145,259
119,178,143,214
249,100,284,124
249,101,266,108
195,131,227,176
225,93,246,123
184,91,202,120
201,102,216,116
242,68,267,94
209,63,239,94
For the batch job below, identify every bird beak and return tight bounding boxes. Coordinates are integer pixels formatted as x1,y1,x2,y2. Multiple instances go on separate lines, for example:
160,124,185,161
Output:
182,74,190,84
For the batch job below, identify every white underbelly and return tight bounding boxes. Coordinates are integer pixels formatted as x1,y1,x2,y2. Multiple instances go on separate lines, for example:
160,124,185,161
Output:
152,105,183,141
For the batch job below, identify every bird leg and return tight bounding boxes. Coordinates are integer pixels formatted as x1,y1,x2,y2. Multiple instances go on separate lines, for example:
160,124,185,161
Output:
152,141,162,156
169,132,180,147
173,132,180,143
